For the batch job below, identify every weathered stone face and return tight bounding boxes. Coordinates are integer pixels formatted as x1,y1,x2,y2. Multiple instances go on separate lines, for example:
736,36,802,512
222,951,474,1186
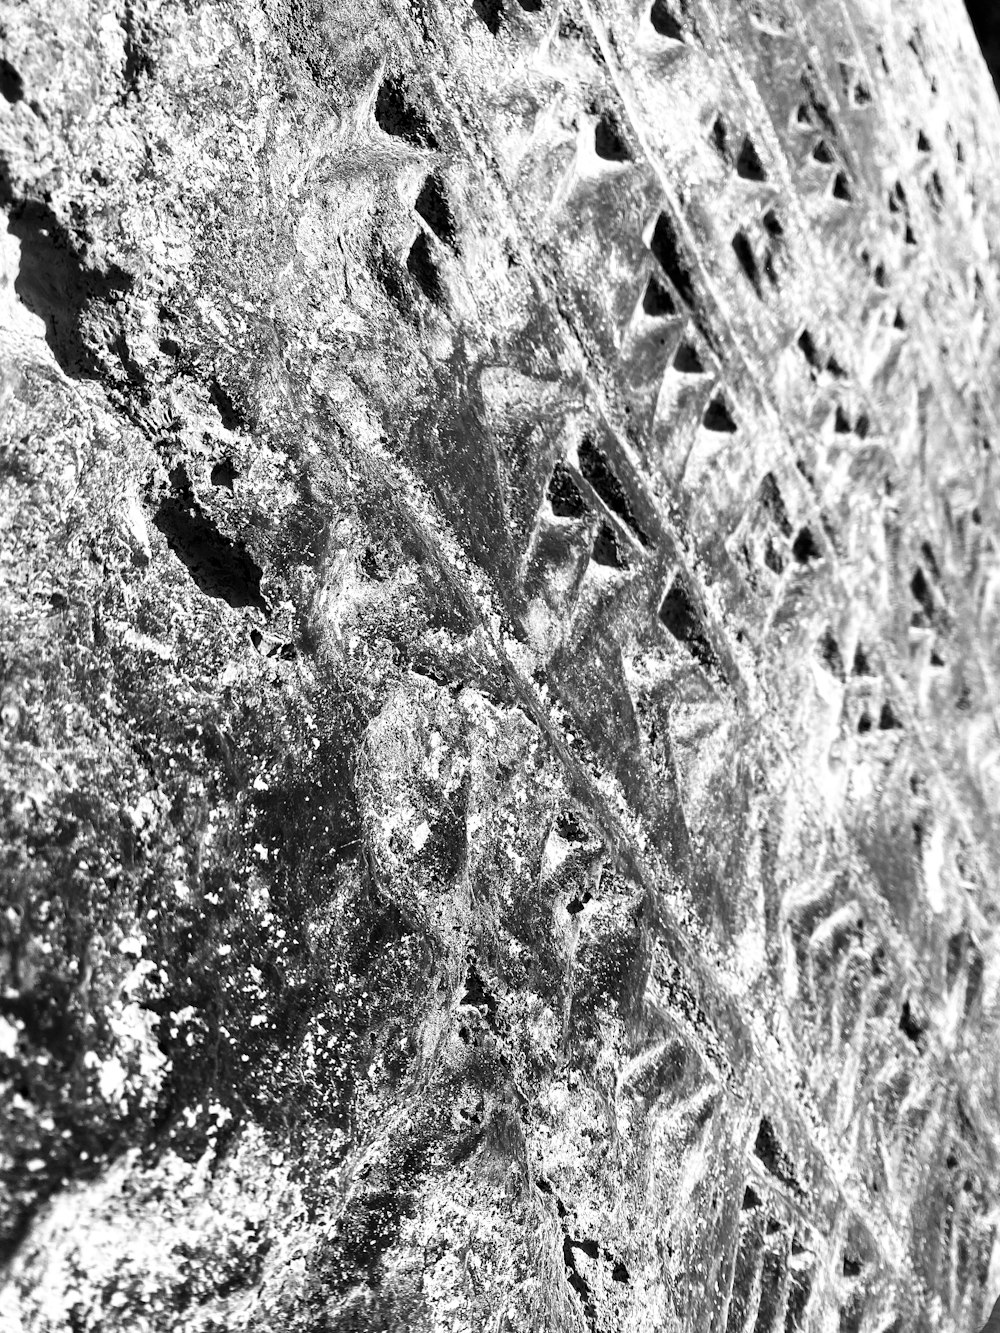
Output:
2,0,1000,1329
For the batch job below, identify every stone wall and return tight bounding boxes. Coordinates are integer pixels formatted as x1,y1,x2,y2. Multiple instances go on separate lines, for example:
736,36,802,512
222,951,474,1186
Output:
2,0,1000,1329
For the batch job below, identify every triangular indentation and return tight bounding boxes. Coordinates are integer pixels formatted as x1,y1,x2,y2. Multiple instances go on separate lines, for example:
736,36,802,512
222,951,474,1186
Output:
736,135,767,181
703,394,737,432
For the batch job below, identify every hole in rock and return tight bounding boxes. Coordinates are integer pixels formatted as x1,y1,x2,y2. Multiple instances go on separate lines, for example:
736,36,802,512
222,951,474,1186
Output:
578,435,650,544
792,527,821,563
592,521,627,568
819,628,844,678
649,211,696,307
375,78,437,146
642,273,676,317
210,459,239,492
461,964,495,1017
736,135,767,181
878,701,902,730
798,330,823,373
753,1117,800,1192
0,59,23,103
415,174,457,246
0,175,133,378
703,394,737,432
407,231,444,304
658,577,718,672
548,462,588,518
209,378,246,432
154,466,266,611
711,116,730,162
473,0,503,34
650,0,683,39
732,230,761,295
673,341,704,373
594,111,631,161
762,209,784,238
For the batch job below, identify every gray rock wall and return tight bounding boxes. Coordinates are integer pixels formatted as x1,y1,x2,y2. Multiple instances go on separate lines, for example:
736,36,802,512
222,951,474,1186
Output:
1,0,1000,1329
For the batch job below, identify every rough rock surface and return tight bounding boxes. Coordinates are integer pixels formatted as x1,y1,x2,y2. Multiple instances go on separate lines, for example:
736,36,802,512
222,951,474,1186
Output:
1,0,1000,1329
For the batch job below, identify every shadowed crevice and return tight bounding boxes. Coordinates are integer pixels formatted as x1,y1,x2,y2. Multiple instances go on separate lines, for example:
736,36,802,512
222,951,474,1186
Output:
0,161,133,378
154,466,268,611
